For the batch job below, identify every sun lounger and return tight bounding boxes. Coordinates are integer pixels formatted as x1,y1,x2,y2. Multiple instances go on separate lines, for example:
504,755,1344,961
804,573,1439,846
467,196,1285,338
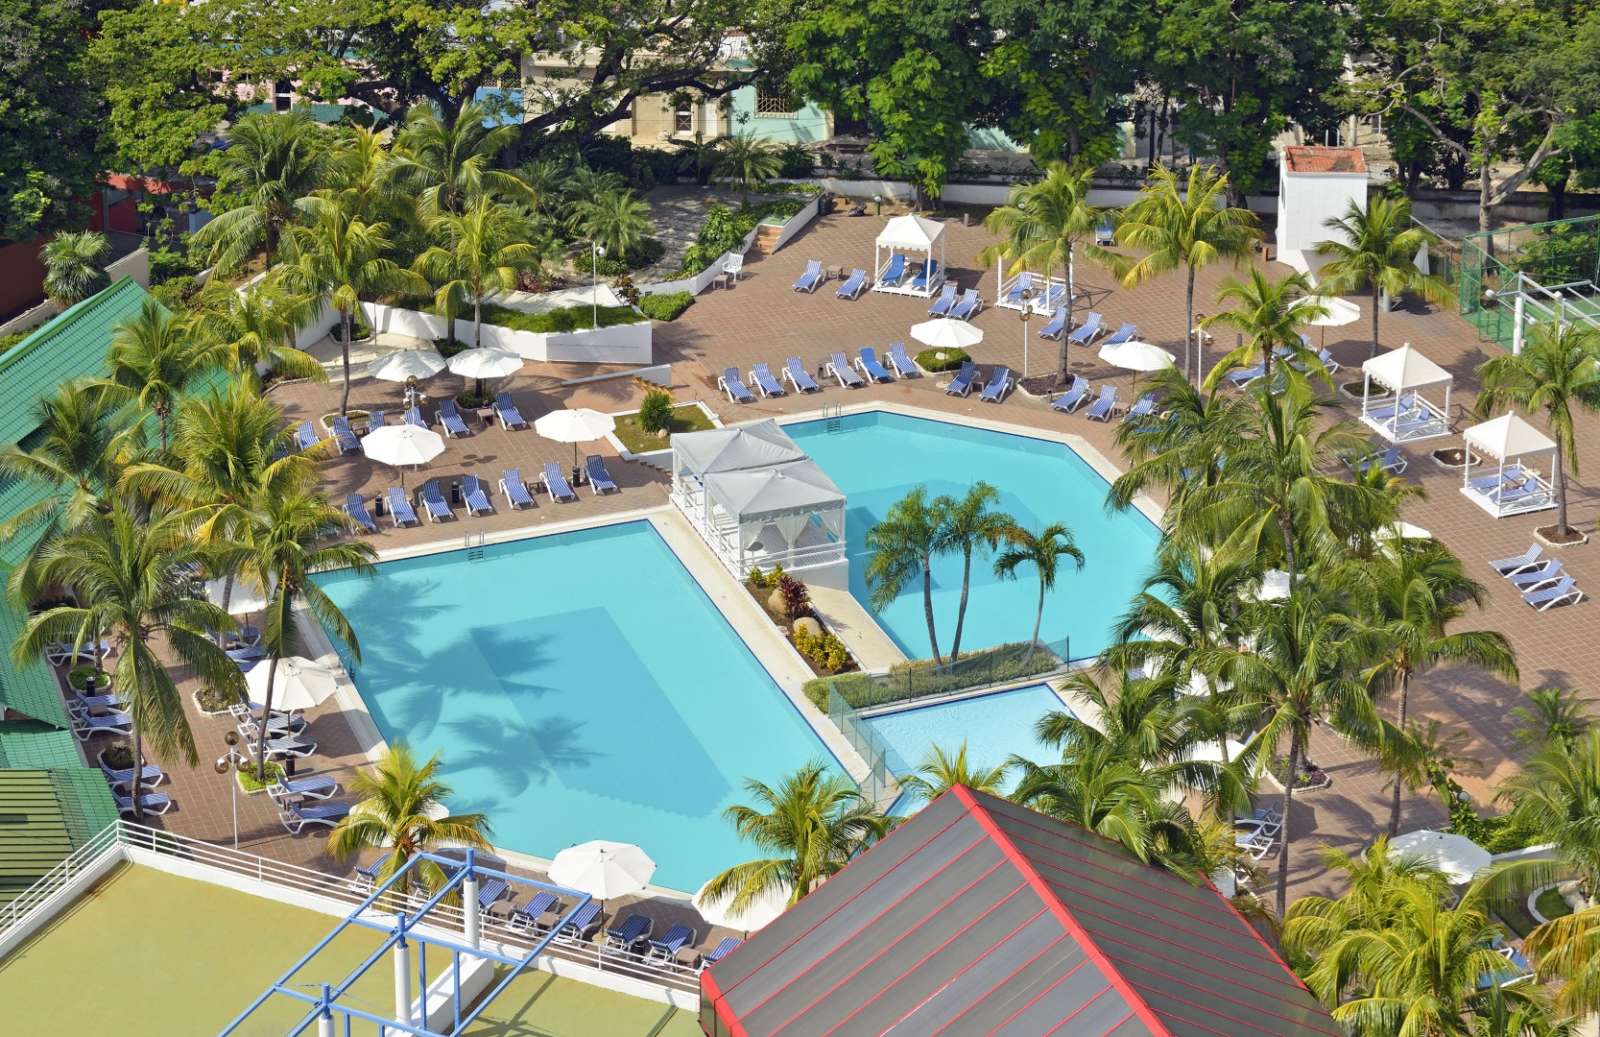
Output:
344,493,378,533
352,852,393,889
100,760,164,791
887,342,920,378
1225,363,1266,389
462,475,493,516
783,357,821,393
718,367,755,404
404,406,427,428
1347,446,1406,476
826,352,864,388
237,713,307,741
1037,307,1067,340
1039,282,1066,310
280,800,351,833
1101,322,1136,347
1086,386,1118,421
878,253,907,286
603,913,653,952
835,268,867,300
1235,815,1283,841
1491,545,1543,576
543,462,577,503
1095,218,1115,246
230,701,304,725
499,469,536,509
45,639,111,666
227,644,267,666
1052,380,1090,413
419,480,454,522
1236,830,1275,861
855,347,892,383
1123,394,1156,423
494,392,528,430
555,901,602,943
1508,560,1564,590
909,260,939,291
436,398,471,437
474,877,509,911
979,366,1012,403
792,259,824,293
387,486,420,528
944,361,978,397
1067,312,1104,345
645,924,697,963
585,455,618,495
114,790,173,817
927,284,957,316
1004,272,1033,307
507,891,562,934
367,410,386,431
949,289,981,320
1315,348,1340,373
1524,575,1583,611
258,735,318,760
72,710,133,740
294,420,319,451
331,416,360,454
701,936,742,971
750,363,787,398
268,774,340,803
69,691,126,714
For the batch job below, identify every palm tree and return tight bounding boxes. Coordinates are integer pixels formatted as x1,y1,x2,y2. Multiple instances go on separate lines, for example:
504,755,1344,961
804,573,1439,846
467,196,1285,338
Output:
1498,732,1600,902
933,483,1013,661
41,230,110,304
1524,899,1600,1021
1338,540,1517,835
185,280,324,387
716,133,781,201
899,742,1010,804
1104,164,1259,381
415,196,540,353
1315,195,1449,357
102,299,219,450
864,487,947,664
324,125,405,224
192,111,327,269
329,744,492,897
1510,687,1592,751
13,504,246,816
1107,366,1248,524
1475,322,1600,539
1202,268,1326,389
386,100,527,216
275,197,427,414
570,187,653,259
701,760,888,912
0,381,133,554
235,487,376,778
993,521,1083,663
980,162,1102,379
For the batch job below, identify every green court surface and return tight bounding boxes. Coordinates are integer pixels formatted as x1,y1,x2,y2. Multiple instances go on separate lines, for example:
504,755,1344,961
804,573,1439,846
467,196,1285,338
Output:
0,864,698,1036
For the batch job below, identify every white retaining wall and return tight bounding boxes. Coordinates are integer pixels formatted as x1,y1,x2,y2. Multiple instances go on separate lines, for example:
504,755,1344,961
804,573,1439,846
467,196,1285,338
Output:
637,195,819,298
791,177,1277,216
0,247,153,338
360,301,653,364
769,193,822,251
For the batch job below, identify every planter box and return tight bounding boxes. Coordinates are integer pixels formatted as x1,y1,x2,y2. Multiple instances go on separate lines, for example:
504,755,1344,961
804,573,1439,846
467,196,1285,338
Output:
360,302,652,365
192,689,240,718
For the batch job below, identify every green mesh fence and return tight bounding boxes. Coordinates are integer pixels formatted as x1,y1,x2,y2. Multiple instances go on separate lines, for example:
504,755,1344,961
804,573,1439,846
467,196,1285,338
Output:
1456,214,1600,350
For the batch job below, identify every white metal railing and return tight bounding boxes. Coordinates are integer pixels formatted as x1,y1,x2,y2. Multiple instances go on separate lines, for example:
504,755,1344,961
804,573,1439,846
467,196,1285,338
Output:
0,822,703,994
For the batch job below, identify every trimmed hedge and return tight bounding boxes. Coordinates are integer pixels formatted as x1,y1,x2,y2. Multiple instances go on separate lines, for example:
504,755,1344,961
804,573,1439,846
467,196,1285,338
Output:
913,347,971,373
804,640,1064,712
638,292,694,321
474,303,642,333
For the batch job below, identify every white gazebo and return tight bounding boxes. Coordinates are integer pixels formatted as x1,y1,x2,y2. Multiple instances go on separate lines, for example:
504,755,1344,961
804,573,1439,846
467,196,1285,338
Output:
993,260,1066,316
1359,344,1452,443
872,214,947,298
1461,414,1558,518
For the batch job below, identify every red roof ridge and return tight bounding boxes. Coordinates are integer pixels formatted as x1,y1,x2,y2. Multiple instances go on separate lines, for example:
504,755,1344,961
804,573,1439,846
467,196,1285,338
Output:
1282,145,1367,174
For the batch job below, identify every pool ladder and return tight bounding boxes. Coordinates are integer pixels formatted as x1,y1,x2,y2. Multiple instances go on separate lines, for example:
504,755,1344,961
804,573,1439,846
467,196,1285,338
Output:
464,532,487,561
825,404,843,434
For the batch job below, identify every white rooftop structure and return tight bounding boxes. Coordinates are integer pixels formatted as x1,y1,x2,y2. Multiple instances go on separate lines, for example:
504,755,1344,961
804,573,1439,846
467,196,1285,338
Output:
1359,343,1452,443
1276,146,1368,281
1460,413,1558,518
872,214,947,299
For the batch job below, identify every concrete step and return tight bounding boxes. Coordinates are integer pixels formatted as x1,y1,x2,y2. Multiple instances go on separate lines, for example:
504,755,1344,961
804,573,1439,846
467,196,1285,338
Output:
753,224,784,254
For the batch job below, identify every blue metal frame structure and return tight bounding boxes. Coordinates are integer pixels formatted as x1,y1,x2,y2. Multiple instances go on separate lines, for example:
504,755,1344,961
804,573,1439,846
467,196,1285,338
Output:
219,849,593,1036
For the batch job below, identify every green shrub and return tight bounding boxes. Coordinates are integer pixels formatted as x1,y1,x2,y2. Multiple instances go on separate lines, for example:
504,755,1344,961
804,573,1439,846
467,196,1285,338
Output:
0,331,25,356
67,665,105,692
236,759,286,794
611,274,642,307
433,337,470,358
778,144,815,179
638,292,694,321
101,741,136,770
195,682,245,713
470,303,642,334
913,347,970,373
148,247,200,283
638,389,675,434
150,276,197,312
331,316,373,341
795,624,850,673
747,566,771,590
804,640,1064,711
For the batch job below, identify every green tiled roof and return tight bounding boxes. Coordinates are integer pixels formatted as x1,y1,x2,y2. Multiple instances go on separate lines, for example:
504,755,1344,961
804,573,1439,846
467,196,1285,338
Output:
0,770,77,906
0,588,69,729
0,724,79,770
47,767,118,848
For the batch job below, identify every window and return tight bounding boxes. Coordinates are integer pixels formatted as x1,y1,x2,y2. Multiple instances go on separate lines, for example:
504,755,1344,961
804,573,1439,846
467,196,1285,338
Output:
674,106,693,134
273,80,293,112
755,91,798,117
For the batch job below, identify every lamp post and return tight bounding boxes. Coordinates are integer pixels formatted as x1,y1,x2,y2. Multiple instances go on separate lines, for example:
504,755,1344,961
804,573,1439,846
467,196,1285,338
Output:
214,730,249,849
591,243,606,328
1018,285,1034,379
1192,312,1207,385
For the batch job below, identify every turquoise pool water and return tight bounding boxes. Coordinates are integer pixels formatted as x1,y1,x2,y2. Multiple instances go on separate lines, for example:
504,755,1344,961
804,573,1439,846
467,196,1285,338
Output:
313,521,841,891
864,684,1069,803
788,411,1162,660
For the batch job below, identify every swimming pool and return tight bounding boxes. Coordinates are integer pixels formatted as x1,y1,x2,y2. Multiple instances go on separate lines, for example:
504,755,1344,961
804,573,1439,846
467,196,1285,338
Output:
314,521,842,891
788,411,1162,660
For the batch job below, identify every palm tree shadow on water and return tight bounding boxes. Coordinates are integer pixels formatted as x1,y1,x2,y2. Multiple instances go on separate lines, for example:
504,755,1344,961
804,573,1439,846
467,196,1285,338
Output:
443,710,602,817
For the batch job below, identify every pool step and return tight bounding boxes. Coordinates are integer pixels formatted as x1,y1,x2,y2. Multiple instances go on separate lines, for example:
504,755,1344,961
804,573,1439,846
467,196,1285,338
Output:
464,532,487,561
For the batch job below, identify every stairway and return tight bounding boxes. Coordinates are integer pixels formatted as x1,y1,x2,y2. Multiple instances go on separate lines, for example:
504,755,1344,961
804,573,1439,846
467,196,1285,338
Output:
753,223,784,254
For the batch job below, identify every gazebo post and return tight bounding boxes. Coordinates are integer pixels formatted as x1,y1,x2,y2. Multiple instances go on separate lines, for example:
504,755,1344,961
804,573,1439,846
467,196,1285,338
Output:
1392,374,1402,440
1361,370,1371,424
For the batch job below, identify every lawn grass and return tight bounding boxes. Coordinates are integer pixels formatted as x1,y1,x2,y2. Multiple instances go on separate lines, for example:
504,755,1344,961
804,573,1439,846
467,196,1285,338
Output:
1536,886,1573,921
613,404,715,454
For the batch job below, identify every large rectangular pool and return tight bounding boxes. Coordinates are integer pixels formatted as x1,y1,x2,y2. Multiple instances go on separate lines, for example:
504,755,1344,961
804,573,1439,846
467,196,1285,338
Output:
314,521,841,892
788,411,1162,661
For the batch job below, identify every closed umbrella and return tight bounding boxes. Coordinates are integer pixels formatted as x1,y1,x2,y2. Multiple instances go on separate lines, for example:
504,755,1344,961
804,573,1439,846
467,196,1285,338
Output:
447,346,523,398
1099,340,1176,372
535,408,617,469
910,318,984,351
693,878,791,935
549,840,655,903
368,349,446,382
1389,829,1491,884
245,655,340,712
361,423,445,489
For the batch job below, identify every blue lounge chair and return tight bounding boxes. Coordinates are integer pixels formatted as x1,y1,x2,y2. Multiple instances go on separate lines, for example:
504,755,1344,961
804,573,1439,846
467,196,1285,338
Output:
387,486,419,527
1040,281,1066,310
1086,386,1118,421
701,936,742,971
585,455,618,494
1225,363,1266,389
294,420,319,451
719,367,755,404
949,289,981,320
876,344,916,380
1004,272,1033,307
827,352,864,388
1067,312,1104,345
404,406,427,428
499,468,536,509
878,253,907,286
792,260,824,293
419,480,454,522
1491,544,1542,576
114,790,172,816
331,416,360,454
462,475,493,516
543,462,577,503
1101,322,1137,347
645,924,697,963
474,878,509,911
835,268,867,300
927,284,957,316
1525,575,1583,611
945,361,978,397
1123,394,1156,424
367,410,386,431
783,357,821,393
227,644,267,665
855,347,892,383
72,710,133,741
268,775,339,803
979,366,1012,403
603,913,653,952
100,759,164,791
1037,307,1067,340
750,363,787,398
555,901,602,943
352,852,393,888
279,799,350,834
437,398,471,437
258,734,317,760
69,690,125,714
1348,446,1406,476
909,260,938,291
508,891,562,934
1052,379,1091,413
1508,560,1564,591
494,392,527,429
344,493,378,533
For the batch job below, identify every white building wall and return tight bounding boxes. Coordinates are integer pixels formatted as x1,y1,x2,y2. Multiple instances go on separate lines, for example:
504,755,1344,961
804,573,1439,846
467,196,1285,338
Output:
1277,162,1367,281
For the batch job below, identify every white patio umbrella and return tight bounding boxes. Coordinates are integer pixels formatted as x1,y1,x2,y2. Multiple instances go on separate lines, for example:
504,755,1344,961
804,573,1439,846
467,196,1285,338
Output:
535,408,617,468
1254,569,1292,602
204,574,272,614
1389,829,1492,884
447,346,523,398
368,349,446,382
693,878,792,935
245,655,340,712
1099,340,1176,372
1293,296,1361,348
910,318,984,351
549,841,655,903
361,423,445,489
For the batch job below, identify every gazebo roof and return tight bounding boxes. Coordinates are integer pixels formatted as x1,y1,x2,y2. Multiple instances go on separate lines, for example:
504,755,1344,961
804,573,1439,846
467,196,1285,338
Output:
1464,413,1555,461
672,420,806,476
1362,344,1452,392
876,213,945,252
703,459,843,521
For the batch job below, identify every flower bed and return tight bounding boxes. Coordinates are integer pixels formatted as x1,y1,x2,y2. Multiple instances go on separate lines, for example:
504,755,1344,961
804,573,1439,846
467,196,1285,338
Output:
806,641,1064,712
613,403,715,454
744,567,857,679
236,759,286,795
